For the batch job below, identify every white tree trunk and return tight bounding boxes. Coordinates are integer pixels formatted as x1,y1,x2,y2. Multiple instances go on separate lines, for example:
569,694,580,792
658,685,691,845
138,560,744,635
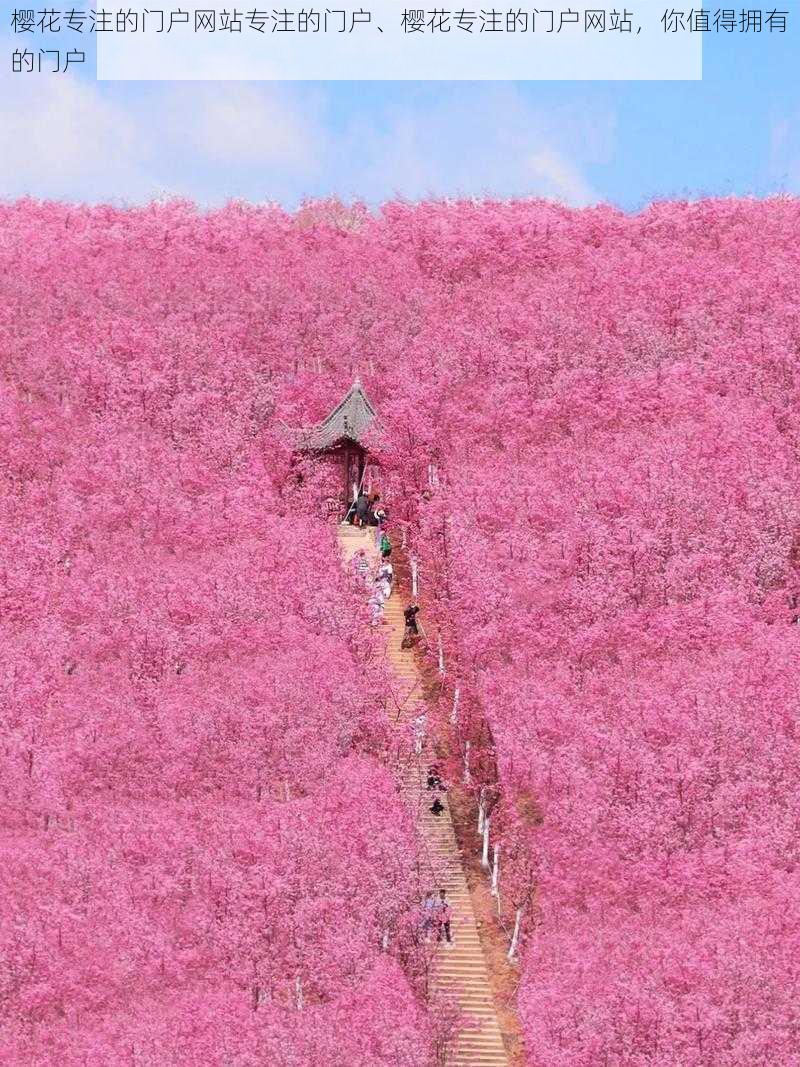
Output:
411,556,418,596
382,929,389,951
508,908,523,961
482,816,491,869
437,634,445,676
477,788,486,834
413,714,426,757
450,685,460,726
491,844,500,896
463,741,471,785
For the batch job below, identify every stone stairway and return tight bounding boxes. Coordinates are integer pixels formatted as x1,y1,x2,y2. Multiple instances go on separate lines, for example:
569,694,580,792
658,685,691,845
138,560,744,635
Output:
339,524,511,1067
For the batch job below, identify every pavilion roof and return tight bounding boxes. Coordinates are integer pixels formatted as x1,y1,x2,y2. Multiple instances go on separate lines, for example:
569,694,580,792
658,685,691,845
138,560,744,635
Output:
295,379,378,452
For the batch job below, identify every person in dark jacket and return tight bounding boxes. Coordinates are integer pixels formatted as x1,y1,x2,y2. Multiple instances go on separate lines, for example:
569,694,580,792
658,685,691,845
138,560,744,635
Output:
402,604,420,649
354,490,370,527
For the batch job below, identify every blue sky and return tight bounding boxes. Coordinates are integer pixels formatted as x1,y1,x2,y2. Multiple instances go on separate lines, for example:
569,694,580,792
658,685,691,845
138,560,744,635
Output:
1,21,798,209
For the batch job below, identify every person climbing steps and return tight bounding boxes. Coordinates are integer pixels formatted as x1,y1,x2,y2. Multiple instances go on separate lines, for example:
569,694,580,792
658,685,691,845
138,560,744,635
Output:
421,889,438,941
436,889,453,946
427,763,446,791
402,603,420,649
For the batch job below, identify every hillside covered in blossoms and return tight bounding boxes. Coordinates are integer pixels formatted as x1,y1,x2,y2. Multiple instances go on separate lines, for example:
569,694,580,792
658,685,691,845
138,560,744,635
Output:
2,195,800,1065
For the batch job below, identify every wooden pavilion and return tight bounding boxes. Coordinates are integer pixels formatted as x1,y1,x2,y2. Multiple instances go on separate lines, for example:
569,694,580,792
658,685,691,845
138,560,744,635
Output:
294,379,378,518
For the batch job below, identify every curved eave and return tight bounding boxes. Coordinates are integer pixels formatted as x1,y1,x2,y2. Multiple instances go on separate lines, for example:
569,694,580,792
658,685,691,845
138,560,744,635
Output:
296,430,366,453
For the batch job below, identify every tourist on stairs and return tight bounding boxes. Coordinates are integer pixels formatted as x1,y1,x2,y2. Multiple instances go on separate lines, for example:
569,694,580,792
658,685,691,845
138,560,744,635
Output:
402,603,420,649
354,489,370,527
436,889,453,945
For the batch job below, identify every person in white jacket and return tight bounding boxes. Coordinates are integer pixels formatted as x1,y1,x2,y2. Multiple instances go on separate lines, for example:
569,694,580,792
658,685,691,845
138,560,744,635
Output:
376,559,393,600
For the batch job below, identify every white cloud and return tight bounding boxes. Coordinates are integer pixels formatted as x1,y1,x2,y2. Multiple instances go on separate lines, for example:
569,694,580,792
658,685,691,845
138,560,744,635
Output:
334,87,607,206
0,72,318,203
0,73,608,208
0,72,152,200
163,85,316,171
525,147,597,207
